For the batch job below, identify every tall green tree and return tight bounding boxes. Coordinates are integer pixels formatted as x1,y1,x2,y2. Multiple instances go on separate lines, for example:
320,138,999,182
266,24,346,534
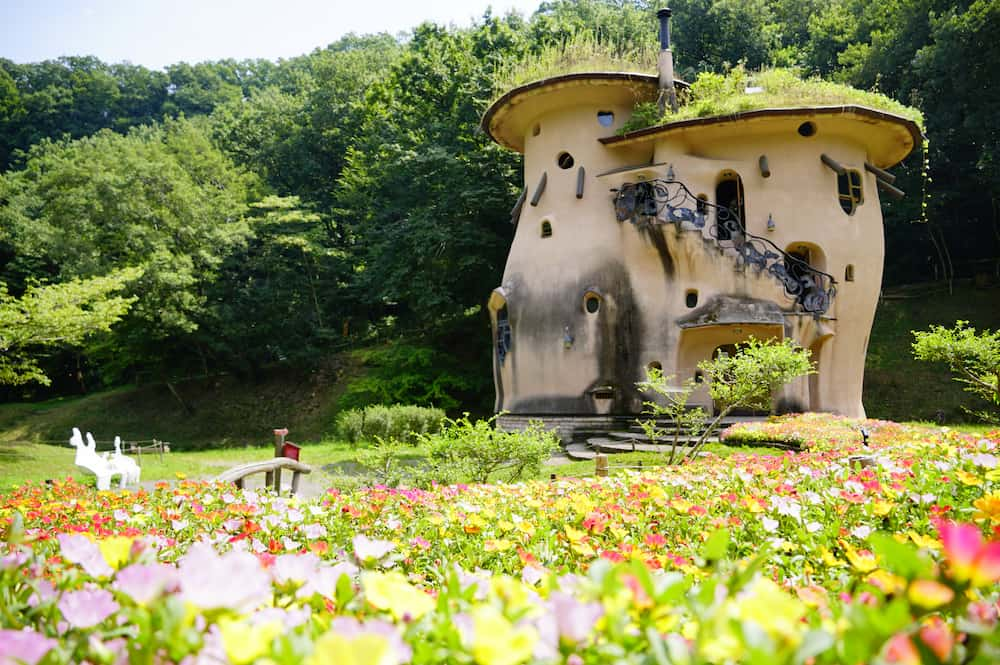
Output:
0,118,257,380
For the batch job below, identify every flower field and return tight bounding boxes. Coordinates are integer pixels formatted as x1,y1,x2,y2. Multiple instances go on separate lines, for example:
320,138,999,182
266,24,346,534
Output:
1,414,998,664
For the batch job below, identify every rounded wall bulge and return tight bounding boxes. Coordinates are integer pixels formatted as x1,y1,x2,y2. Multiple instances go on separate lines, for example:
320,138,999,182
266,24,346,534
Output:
494,93,652,416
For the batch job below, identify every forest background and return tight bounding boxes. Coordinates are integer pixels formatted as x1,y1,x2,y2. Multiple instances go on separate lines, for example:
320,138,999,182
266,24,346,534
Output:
1,0,997,416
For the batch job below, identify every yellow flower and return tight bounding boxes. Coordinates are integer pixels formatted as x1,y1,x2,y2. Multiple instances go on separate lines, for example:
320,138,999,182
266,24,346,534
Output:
307,631,398,665
955,470,983,487
908,580,955,609
866,569,906,594
219,618,281,665
571,542,596,558
843,544,878,573
362,572,435,621
490,577,532,612
98,536,134,570
564,525,585,542
872,500,895,517
736,578,806,648
908,531,941,551
820,548,845,568
470,605,537,665
484,539,513,552
973,492,1000,524
174,472,187,480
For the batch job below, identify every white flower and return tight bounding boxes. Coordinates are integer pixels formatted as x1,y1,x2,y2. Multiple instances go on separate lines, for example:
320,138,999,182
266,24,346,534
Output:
761,517,779,533
851,525,872,540
806,521,822,533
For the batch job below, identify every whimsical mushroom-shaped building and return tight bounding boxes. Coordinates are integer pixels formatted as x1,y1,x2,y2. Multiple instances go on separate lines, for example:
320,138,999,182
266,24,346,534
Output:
482,11,921,440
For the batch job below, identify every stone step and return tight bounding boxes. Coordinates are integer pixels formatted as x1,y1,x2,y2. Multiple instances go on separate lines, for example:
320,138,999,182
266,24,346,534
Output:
586,436,719,454
564,443,598,461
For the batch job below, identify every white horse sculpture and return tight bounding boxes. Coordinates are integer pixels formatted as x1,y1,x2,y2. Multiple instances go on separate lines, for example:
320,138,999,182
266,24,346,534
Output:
69,428,140,490
109,436,141,486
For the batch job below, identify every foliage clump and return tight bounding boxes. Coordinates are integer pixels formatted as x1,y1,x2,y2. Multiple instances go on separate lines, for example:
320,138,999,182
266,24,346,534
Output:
421,414,560,484
620,66,925,134
638,337,813,463
912,321,1000,422
335,404,445,446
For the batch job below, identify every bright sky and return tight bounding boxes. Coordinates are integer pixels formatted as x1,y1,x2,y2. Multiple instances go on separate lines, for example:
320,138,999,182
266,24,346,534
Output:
0,0,545,70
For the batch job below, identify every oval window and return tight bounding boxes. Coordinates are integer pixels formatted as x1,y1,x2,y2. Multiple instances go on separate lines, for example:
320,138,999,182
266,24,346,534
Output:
597,111,614,127
798,121,817,137
584,293,601,313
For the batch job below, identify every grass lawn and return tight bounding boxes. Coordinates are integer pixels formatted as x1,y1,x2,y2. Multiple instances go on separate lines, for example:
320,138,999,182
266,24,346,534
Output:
0,435,798,492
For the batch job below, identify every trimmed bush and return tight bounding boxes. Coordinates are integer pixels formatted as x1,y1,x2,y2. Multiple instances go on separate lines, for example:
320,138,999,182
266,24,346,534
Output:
335,404,445,446
422,414,560,483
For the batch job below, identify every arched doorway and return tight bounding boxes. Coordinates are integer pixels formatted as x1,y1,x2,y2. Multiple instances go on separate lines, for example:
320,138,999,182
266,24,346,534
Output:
715,172,745,241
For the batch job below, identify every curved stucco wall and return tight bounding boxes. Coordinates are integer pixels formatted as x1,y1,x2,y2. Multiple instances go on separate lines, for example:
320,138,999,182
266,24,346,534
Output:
492,91,896,419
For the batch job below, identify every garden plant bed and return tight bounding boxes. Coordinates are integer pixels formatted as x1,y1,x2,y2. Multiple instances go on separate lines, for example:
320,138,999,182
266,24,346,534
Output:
0,414,997,664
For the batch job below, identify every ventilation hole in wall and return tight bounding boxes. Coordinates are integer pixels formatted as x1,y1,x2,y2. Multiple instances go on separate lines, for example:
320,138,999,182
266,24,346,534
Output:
694,370,704,383
540,221,553,238
696,194,708,214
557,152,574,169
593,388,615,400
845,264,855,282
531,123,541,136
584,293,601,313
647,361,662,376
597,111,614,127
685,290,698,308
798,121,816,137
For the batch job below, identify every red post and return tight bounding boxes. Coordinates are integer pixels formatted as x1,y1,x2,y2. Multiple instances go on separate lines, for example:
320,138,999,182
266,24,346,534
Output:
273,428,288,458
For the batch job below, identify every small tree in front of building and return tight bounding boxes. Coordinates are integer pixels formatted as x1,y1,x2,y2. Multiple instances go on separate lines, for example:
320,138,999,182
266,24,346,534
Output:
912,321,1000,422
639,337,813,463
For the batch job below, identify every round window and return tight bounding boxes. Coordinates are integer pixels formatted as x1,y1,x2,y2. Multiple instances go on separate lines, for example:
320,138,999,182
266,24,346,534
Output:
584,294,600,313
797,121,817,137
557,152,575,169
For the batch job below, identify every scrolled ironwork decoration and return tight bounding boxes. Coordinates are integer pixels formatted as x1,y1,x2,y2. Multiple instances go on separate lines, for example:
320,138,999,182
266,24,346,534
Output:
612,179,837,315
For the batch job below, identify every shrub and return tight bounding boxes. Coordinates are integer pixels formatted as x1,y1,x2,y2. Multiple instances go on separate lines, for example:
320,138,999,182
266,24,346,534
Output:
335,404,445,446
421,414,560,484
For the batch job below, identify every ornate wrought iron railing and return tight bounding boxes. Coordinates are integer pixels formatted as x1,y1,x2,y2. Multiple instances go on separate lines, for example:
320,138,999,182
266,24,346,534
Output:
612,179,837,315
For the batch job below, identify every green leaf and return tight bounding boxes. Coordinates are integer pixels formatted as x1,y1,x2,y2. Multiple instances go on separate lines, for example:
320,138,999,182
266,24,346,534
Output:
703,528,731,562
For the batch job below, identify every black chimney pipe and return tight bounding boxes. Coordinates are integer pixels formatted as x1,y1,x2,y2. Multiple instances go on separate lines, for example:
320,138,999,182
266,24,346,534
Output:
657,8,672,50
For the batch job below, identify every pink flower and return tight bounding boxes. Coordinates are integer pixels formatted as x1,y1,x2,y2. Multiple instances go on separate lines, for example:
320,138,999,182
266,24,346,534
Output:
58,589,119,629
549,591,603,644
113,563,177,605
272,553,320,585
177,542,271,611
58,533,112,578
0,629,58,664
884,633,920,665
938,520,1000,587
353,534,395,563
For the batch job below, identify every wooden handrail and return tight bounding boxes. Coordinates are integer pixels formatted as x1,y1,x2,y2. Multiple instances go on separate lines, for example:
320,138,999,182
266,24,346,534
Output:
215,458,312,495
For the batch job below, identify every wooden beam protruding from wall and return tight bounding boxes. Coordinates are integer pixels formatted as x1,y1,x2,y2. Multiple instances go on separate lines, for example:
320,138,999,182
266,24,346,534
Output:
876,178,905,199
510,187,527,227
529,171,547,207
576,166,586,199
820,153,846,175
864,162,896,184
758,155,771,178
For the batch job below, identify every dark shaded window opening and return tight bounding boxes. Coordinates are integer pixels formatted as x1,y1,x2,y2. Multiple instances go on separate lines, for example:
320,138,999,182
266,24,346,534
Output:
557,152,574,169
532,123,541,136
715,174,745,241
541,221,553,238
647,361,662,373
798,121,816,137
597,111,614,127
496,306,512,365
785,248,812,283
696,194,708,214
593,388,615,400
837,170,863,215
694,370,704,383
685,290,698,308
845,264,855,282
584,294,601,313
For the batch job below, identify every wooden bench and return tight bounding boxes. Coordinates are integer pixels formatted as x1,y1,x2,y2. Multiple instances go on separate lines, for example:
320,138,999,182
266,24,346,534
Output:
215,458,313,495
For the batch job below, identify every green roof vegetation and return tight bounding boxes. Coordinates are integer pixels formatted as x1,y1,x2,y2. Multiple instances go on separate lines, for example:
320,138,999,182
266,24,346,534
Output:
620,67,925,134
491,34,656,104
